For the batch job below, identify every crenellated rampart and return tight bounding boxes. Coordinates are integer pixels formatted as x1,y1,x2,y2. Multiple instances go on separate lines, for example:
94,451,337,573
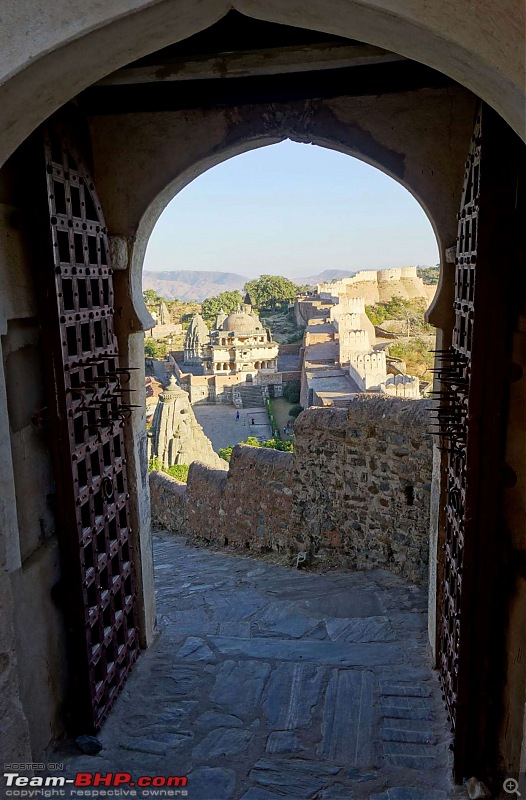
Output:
150,397,433,584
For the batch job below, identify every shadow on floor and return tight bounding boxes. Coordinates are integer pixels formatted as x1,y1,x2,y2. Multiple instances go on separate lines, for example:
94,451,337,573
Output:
53,532,454,799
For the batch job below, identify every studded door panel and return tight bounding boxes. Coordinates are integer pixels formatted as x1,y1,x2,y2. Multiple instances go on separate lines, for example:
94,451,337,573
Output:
42,124,139,730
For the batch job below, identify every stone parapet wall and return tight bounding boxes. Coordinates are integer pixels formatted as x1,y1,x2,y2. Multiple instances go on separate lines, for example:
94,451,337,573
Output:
293,399,432,583
280,370,301,382
150,397,432,583
151,446,297,550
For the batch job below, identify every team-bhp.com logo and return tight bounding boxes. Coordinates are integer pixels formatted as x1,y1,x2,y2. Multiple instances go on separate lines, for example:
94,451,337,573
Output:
3,771,188,797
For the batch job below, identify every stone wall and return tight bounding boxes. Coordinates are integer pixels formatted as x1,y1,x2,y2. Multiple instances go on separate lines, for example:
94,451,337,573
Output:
150,397,433,584
293,400,432,583
150,445,297,551
278,343,302,355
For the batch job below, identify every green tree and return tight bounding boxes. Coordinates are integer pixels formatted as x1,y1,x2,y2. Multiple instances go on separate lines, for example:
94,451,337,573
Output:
289,404,303,418
143,288,162,305
144,338,166,358
243,275,301,311
201,291,243,325
283,380,301,404
416,266,440,285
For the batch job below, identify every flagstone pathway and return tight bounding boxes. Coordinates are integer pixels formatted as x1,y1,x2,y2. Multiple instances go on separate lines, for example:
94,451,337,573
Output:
53,532,457,800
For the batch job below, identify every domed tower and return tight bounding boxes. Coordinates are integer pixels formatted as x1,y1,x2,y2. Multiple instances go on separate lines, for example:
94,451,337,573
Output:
183,313,209,365
207,302,279,378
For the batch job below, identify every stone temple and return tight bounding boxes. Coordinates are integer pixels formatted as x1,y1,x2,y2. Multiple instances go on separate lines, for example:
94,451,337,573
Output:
183,312,210,365
148,375,227,470
184,294,279,380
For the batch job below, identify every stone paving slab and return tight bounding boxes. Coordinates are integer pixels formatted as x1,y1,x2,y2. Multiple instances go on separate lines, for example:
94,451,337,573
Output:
193,405,272,451
262,662,326,729
50,533,455,800
208,635,406,666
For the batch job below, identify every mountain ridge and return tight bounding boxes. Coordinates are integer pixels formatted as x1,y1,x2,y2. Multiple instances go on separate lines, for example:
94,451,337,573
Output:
142,267,434,301
142,268,360,301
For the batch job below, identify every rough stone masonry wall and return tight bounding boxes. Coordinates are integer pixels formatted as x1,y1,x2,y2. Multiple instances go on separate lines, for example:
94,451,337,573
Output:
293,399,433,583
150,397,433,584
150,446,298,551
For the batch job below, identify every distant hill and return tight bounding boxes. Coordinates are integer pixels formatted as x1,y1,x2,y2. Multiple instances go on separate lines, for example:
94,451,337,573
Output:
298,267,437,286
143,267,437,300
143,270,248,301
296,269,360,286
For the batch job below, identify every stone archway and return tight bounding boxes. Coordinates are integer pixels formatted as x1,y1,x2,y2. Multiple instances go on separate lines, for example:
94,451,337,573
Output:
0,0,523,173
83,87,471,658
0,2,524,776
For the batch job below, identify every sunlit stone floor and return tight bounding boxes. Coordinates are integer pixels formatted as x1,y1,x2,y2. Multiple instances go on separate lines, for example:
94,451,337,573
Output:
53,532,456,800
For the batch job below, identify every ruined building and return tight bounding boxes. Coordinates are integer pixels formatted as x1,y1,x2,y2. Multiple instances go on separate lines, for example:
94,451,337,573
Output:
0,2,524,794
203,295,278,378
178,296,280,403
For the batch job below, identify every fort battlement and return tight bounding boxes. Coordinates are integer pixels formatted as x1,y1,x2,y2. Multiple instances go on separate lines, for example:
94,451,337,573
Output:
329,298,367,320
316,267,428,305
382,373,421,398
150,398,433,585
349,351,387,390
339,329,370,357
333,312,363,332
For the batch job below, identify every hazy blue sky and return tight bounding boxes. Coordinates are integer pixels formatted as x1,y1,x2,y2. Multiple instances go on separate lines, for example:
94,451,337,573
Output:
144,140,439,280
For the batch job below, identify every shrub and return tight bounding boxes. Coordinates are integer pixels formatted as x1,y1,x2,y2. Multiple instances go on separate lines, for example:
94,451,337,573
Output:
165,464,190,482
365,296,433,333
388,338,434,377
289,404,303,418
283,380,301,404
219,436,294,462
261,438,294,452
147,456,189,483
148,456,162,473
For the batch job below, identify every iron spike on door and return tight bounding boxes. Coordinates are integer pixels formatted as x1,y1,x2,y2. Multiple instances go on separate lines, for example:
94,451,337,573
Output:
436,107,482,778
41,122,139,732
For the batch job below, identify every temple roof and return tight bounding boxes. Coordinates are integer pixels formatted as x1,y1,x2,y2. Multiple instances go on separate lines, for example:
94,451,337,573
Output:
185,313,209,344
221,309,263,333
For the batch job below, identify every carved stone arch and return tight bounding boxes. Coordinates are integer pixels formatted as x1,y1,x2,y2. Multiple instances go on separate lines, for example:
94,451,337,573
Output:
105,106,455,333
0,0,523,172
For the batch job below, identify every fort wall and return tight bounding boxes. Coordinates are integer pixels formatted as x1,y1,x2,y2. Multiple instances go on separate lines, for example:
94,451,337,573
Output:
150,397,433,584
315,267,429,306
382,374,421,398
349,351,387,390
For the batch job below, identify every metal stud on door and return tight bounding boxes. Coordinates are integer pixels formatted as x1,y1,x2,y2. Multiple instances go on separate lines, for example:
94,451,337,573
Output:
41,122,139,731
433,103,522,781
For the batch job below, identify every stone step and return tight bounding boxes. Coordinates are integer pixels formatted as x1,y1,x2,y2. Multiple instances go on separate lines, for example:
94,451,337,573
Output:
237,385,266,407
